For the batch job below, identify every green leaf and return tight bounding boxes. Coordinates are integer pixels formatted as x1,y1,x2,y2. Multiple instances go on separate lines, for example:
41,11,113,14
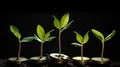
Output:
37,25,45,39
34,34,42,42
61,20,74,32
45,36,56,42
82,31,89,44
105,30,116,41
91,29,104,43
74,31,83,44
44,29,54,40
53,15,60,29
60,12,69,28
10,25,21,39
21,37,34,42
71,42,82,47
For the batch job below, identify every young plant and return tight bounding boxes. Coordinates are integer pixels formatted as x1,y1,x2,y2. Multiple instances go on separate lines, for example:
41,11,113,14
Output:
91,29,116,61
71,31,89,63
10,25,34,60
34,24,56,60
53,12,74,57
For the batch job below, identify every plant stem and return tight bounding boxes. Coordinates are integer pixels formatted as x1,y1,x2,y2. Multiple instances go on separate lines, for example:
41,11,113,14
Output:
81,45,83,63
58,30,62,56
17,39,21,60
39,42,44,60
101,42,104,61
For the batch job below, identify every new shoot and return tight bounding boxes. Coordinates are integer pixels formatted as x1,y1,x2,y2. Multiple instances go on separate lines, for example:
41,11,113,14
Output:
91,29,116,62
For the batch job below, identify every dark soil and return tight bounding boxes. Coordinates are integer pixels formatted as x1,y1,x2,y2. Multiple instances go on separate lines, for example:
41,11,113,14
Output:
0,58,120,67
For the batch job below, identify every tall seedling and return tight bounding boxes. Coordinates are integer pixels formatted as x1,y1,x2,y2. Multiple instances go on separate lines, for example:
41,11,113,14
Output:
53,12,74,57
91,29,116,61
10,25,34,60
34,25,55,60
71,31,89,64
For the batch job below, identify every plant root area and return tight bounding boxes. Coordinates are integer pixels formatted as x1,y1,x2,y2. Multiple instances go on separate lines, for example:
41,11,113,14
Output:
0,58,120,67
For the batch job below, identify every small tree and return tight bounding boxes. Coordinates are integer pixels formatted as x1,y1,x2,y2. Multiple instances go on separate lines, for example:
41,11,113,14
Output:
10,25,34,60
91,29,116,61
34,24,56,60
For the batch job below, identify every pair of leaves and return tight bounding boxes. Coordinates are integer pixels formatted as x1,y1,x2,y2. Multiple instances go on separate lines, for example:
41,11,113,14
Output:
91,29,116,43
10,25,34,43
53,12,73,32
36,25,55,43
71,31,89,47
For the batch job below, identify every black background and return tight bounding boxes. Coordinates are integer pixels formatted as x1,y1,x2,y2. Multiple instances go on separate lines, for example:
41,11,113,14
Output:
0,1,120,61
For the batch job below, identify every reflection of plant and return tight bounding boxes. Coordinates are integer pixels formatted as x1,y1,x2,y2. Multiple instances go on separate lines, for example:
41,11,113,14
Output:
53,12,74,57
71,31,89,63
10,25,34,60
91,29,116,61
34,25,55,60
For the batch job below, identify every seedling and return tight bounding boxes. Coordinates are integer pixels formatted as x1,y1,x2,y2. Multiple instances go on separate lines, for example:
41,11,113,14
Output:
34,24,55,60
71,31,89,64
91,29,116,62
10,25,34,60
53,12,74,57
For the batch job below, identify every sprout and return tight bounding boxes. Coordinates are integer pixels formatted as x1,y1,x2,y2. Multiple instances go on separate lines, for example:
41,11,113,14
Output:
71,31,89,63
34,25,56,60
91,29,116,61
53,12,74,57
10,25,34,60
